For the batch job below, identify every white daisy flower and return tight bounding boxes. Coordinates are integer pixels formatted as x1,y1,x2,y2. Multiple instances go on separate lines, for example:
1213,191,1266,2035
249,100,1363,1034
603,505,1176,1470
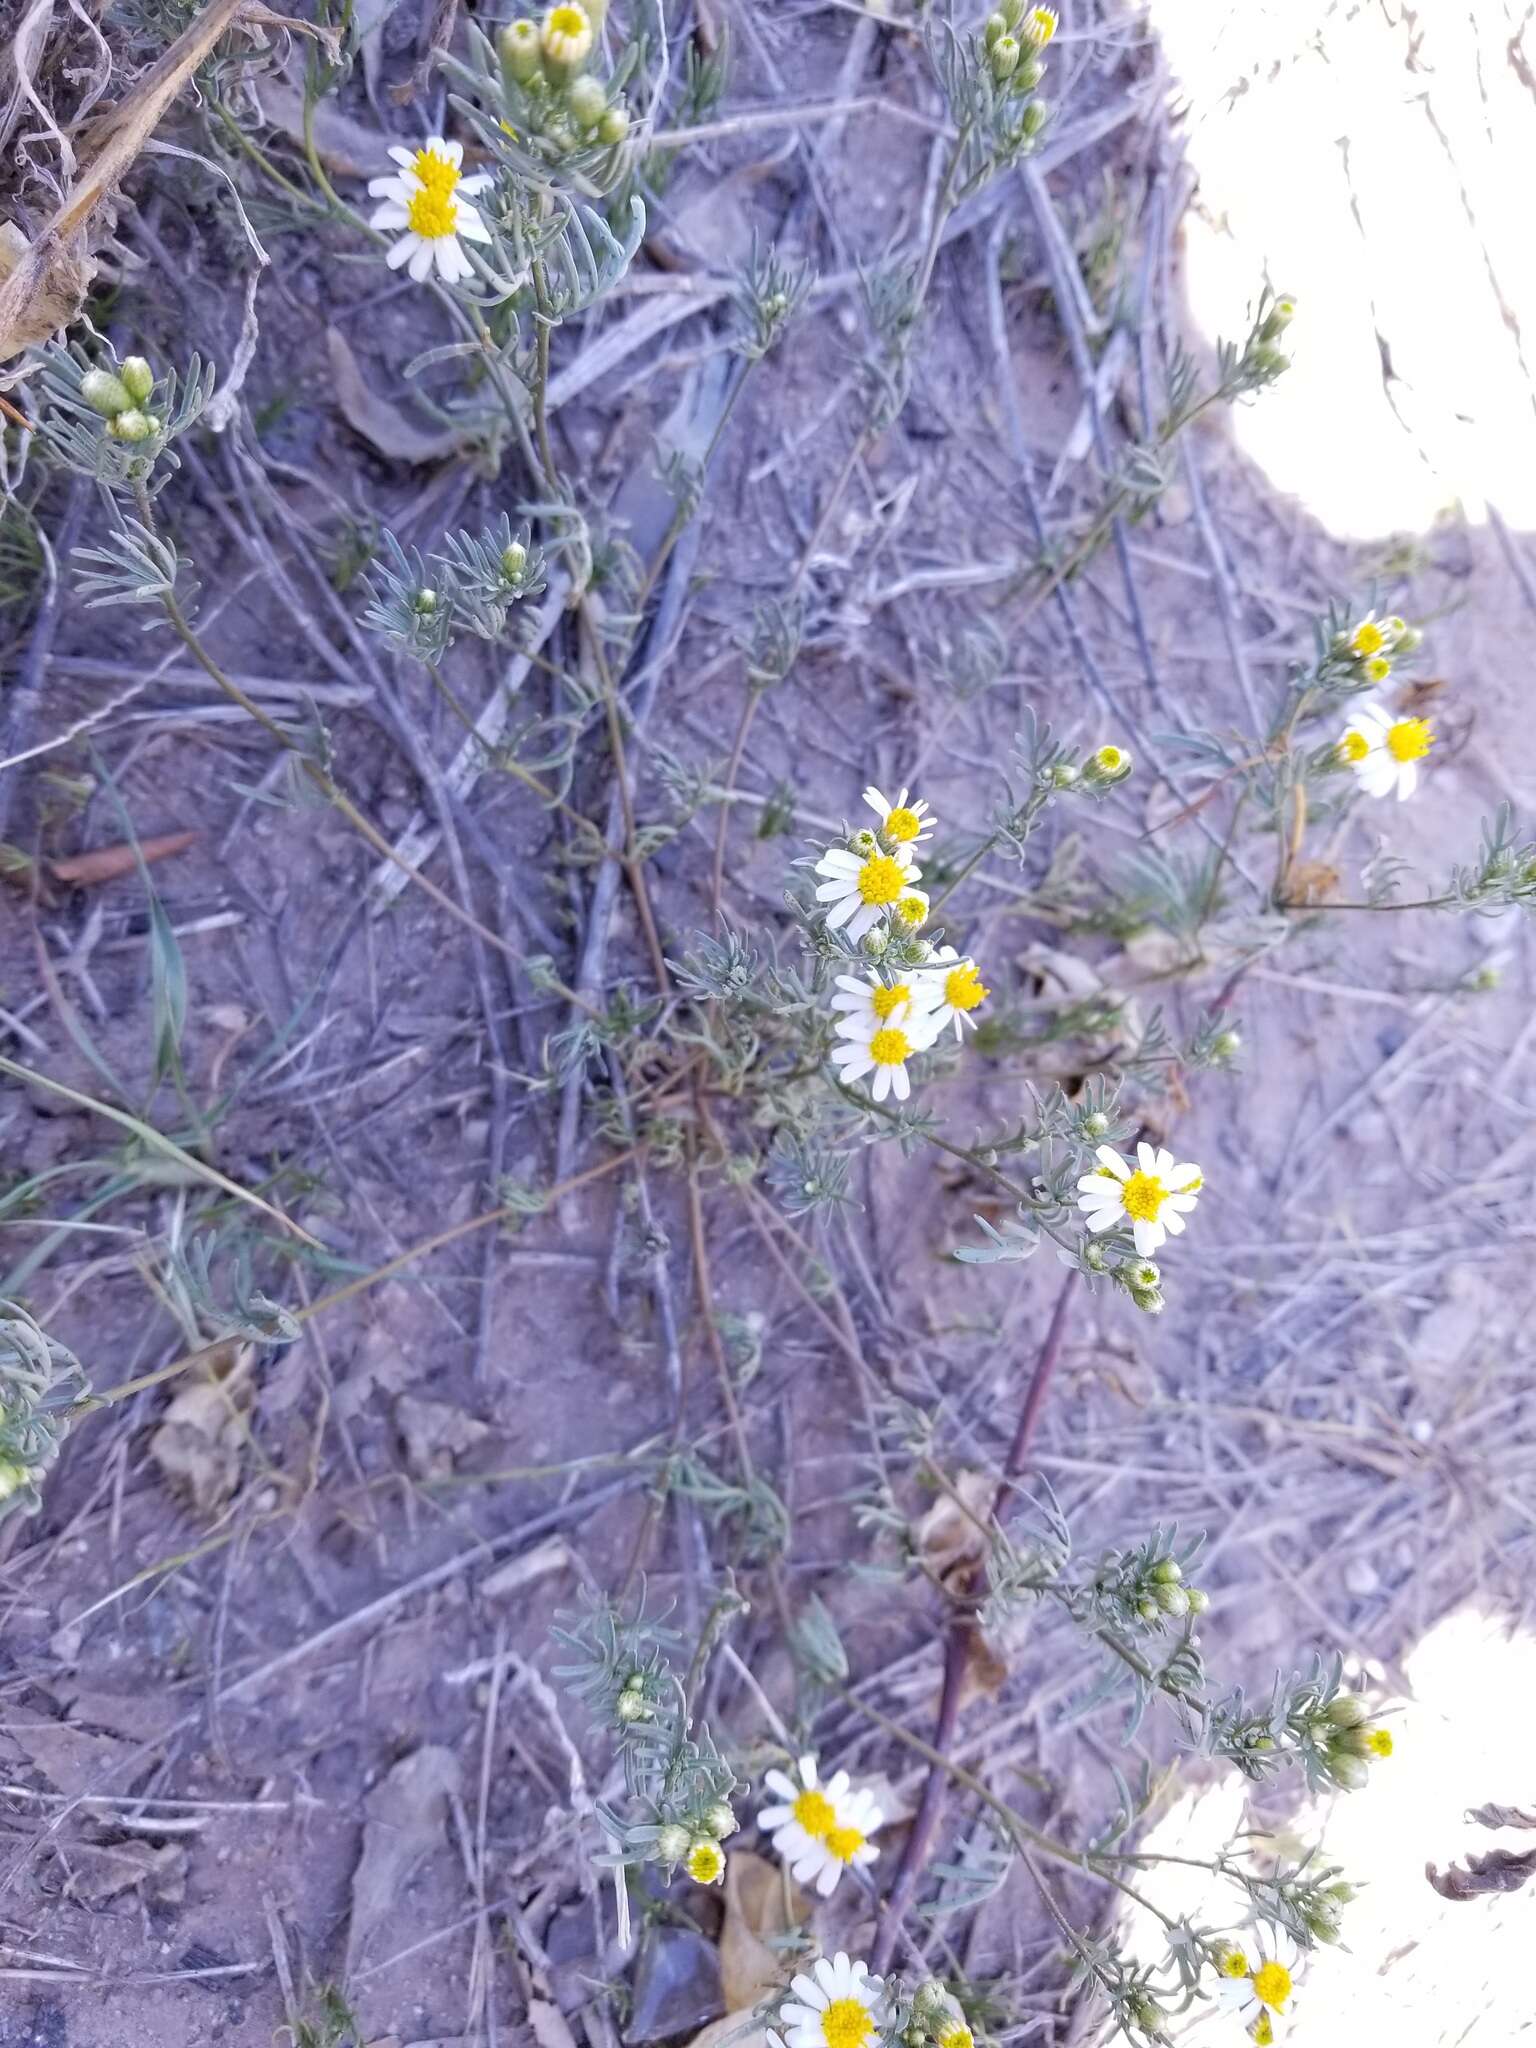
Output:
780,1784,883,1897
758,1754,851,1858
1214,1939,1298,2045
1337,701,1434,801
1341,612,1392,661
862,784,935,849
892,886,930,934
830,1011,935,1104
914,945,990,1038
780,1954,883,2048
830,973,923,1037
1076,1142,1202,1257
367,137,493,285
814,845,920,944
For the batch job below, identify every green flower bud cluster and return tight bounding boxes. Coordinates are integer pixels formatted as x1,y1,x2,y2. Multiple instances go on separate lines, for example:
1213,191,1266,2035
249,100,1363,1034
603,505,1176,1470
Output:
498,5,630,153
1311,1691,1394,1789
80,354,162,444
1130,1554,1210,1626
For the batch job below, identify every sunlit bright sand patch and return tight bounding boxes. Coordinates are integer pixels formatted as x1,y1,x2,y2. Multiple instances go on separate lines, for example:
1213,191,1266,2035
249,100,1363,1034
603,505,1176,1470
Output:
1146,1,1536,539
1119,1608,1536,2042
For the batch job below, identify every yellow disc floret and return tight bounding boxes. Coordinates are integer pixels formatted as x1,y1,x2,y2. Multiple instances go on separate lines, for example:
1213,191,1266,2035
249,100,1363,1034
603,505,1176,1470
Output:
945,961,989,1013
868,1027,912,1068
1250,1962,1292,2011
685,1840,725,1885
1366,1726,1394,1757
936,2027,973,2048
856,853,908,905
884,805,922,842
824,1823,866,1864
1339,730,1370,763
1094,744,1126,773
407,185,459,239
1349,619,1386,658
410,145,460,196
871,982,910,1022
1218,1950,1250,1979
791,1788,837,1839
1024,5,1058,45
895,895,927,928
1120,1170,1166,1223
1253,2018,1274,2048
821,2001,874,2048
1385,716,1433,764
542,1,593,62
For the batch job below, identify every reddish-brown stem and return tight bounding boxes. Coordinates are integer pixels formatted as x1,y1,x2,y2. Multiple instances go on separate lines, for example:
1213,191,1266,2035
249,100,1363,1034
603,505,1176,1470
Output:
868,1272,1077,1973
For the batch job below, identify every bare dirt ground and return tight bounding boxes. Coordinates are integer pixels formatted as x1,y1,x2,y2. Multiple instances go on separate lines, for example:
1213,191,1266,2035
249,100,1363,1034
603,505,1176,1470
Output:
2,3,1535,2046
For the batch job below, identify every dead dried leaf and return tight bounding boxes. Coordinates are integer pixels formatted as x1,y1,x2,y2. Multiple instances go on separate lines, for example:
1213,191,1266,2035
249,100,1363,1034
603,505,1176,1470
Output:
48,829,197,886
1,0,247,358
395,1393,489,1478
480,1535,573,1601
1283,860,1340,907
719,1851,808,2010
2,1716,128,1798
911,1470,994,1590
528,2000,581,2048
1426,1845,1536,1901
259,78,393,177
149,1342,253,1514
955,1621,1009,1710
345,1745,461,1973
64,1838,187,1904
682,2011,769,2048
327,325,467,465
1468,1802,1536,1829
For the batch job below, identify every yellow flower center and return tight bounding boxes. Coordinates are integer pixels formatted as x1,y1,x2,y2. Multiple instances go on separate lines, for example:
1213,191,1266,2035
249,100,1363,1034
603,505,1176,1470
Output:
1366,1726,1393,1757
1253,2018,1274,2048
1350,620,1386,657
1095,745,1124,772
1219,1951,1250,1979
856,853,908,905
685,1841,724,1884
1250,1962,1292,2011
1120,1170,1166,1222
868,1027,912,1068
1386,717,1433,763
791,1788,837,1839
871,982,909,1021
896,896,927,927
410,146,460,197
937,2028,972,2048
884,805,923,842
1364,656,1392,683
1027,6,1057,41
824,1823,866,1864
543,2,591,53
407,186,459,239
944,962,989,1013
1339,730,1370,763
821,2000,873,2048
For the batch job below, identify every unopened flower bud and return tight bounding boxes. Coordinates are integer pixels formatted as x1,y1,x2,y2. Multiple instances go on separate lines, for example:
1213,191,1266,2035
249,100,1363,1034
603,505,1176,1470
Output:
1394,624,1422,653
81,369,132,416
1252,343,1290,379
412,588,439,615
499,18,542,79
1134,1288,1166,1315
983,12,1009,47
1326,1880,1360,1905
1325,1692,1369,1728
1184,1586,1210,1615
654,1822,691,1865
615,1685,648,1722
1021,5,1058,48
541,0,594,76
1020,97,1050,139
0,1459,32,1502
1153,1581,1189,1618
108,408,155,442
1150,1557,1182,1585
911,1982,949,2024
1329,1753,1369,1792
501,539,528,580
907,939,933,963
1212,1029,1242,1060
1304,1902,1343,1943
1016,56,1044,90
566,74,607,127
120,354,154,403
1126,1993,1165,2034
597,104,630,146
850,828,878,855
861,926,889,959
1081,1111,1109,1138
1136,1597,1160,1624
1261,296,1296,339
703,1801,737,1839
1129,1260,1160,1290
1082,1240,1107,1271
1086,742,1131,782
990,34,1020,79
1050,762,1079,788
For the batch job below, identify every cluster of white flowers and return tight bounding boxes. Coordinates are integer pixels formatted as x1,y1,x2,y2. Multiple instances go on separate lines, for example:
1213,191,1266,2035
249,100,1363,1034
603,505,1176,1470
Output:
1333,613,1434,802
759,1753,885,1897
815,787,991,1103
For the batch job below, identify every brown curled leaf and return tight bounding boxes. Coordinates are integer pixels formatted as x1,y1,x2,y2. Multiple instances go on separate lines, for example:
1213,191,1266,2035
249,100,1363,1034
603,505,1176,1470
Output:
48,829,197,886
1425,1845,1536,1901
1467,1802,1536,1830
